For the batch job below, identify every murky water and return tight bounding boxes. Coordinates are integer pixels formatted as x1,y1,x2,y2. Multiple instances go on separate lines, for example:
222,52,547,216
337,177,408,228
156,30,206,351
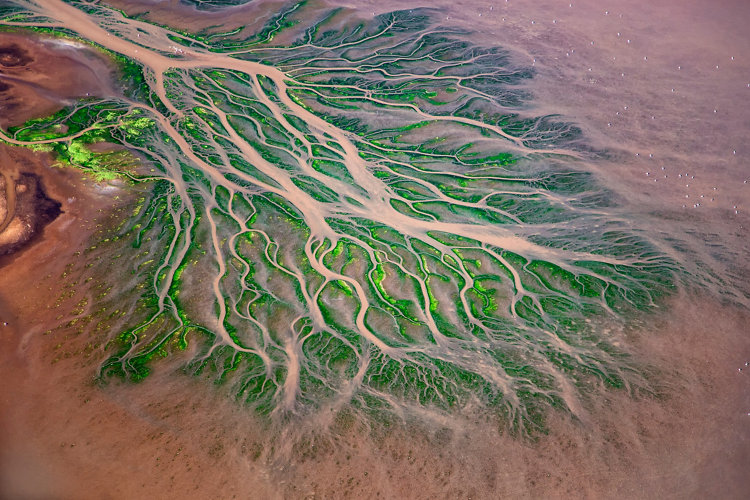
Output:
0,0,747,498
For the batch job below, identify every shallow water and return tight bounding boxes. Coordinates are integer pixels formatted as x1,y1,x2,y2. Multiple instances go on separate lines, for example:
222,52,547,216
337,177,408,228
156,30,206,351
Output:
0,0,747,498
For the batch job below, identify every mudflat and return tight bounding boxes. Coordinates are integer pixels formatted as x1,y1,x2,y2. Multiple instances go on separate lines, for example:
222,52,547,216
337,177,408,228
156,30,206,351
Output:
0,30,119,257
0,31,114,128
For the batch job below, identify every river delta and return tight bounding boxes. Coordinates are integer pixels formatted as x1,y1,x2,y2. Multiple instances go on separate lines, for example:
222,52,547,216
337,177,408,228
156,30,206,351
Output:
0,1,748,498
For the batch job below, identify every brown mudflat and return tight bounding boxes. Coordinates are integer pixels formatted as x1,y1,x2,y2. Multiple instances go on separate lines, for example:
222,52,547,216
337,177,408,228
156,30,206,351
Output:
0,31,114,128
0,160,61,256
0,31,118,258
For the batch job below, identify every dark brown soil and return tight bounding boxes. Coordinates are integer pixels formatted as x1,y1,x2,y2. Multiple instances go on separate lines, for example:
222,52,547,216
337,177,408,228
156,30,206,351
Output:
0,43,33,67
0,170,61,256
